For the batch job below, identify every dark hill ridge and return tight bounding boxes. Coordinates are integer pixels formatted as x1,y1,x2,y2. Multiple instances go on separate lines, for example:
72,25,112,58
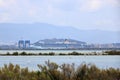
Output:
34,38,86,44
33,38,86,48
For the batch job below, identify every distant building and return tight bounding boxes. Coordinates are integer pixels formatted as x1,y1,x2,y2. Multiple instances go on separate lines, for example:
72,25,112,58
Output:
25,40,30,48
64,39,70,44
18,40,24,49
18,40,30,49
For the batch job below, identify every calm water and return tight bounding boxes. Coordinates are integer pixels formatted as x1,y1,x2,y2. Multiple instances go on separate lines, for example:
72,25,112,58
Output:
0,56,120,71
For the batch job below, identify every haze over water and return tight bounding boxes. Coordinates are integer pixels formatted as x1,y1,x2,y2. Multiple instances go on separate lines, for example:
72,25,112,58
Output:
0,55,120,71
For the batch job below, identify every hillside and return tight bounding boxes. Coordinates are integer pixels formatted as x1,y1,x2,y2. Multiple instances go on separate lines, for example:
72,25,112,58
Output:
0,23,119,43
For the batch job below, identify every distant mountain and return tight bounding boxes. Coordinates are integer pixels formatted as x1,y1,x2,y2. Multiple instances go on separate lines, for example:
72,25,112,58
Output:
34,38,86,45
33,38,86,49
0,23,119,43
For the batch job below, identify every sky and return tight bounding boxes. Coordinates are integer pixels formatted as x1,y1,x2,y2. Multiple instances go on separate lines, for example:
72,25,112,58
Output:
0,0,120,31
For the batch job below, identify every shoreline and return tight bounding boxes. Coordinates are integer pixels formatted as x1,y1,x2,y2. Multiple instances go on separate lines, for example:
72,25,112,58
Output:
0,50,120,56
0,48,120,50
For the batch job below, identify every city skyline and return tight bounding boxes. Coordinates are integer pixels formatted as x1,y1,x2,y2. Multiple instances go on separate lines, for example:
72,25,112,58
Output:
0,38,120,50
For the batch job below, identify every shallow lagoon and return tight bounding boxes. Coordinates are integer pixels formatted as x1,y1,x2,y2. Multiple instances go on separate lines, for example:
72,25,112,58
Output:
0,55,120,71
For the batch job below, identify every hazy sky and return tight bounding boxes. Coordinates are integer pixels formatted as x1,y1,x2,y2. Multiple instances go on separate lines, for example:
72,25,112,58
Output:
0,0,120,31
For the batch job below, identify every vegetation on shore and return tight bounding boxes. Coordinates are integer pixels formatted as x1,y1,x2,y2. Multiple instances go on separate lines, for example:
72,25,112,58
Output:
0,50,120,56
0,61,120,80
105,50,120,55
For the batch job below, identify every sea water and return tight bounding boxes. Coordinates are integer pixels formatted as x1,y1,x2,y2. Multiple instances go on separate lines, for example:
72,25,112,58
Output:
0,55,120,71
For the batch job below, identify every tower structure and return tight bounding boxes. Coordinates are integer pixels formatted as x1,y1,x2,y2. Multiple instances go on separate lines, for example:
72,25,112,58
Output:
25,40,30,48
18,40,24,49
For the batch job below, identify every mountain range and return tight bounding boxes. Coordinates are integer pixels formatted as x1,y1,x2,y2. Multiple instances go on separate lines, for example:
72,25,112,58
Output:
0,23,119,43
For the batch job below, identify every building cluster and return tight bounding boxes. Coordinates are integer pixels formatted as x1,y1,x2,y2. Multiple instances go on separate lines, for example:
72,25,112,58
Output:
84,43,120,49
0,39,120,50
18,40,30,49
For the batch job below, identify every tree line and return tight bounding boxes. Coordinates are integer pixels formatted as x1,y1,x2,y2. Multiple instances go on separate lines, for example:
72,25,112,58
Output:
0,50,120,56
